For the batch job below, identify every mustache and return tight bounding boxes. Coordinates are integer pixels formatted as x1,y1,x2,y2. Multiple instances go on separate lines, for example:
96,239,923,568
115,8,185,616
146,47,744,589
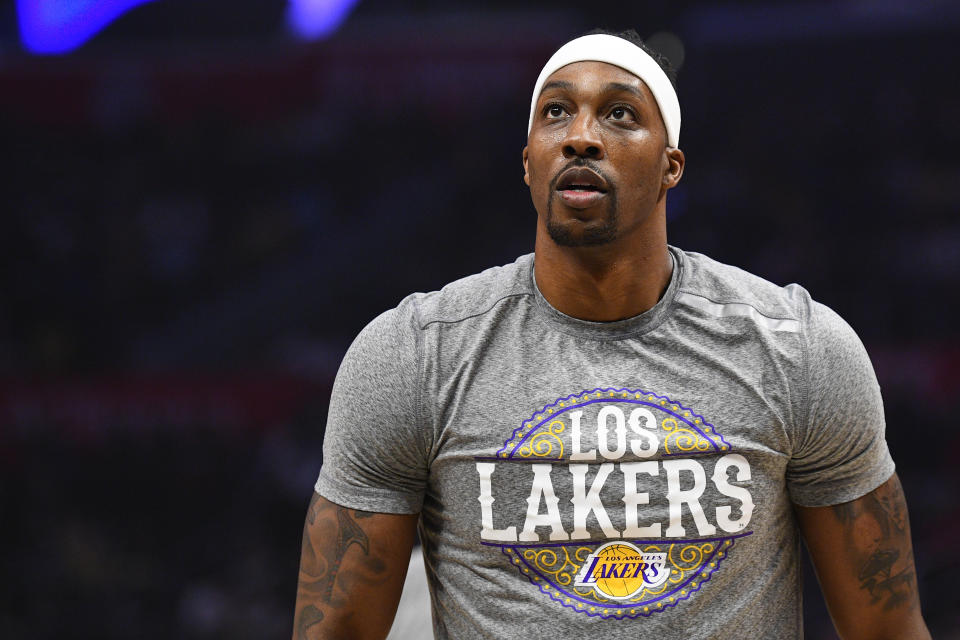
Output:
548,158,613,192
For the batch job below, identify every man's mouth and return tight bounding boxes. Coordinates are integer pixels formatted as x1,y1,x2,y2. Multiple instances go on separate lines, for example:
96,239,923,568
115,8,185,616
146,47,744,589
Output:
557,184,605,193
555,167,609,209
555,167,609,193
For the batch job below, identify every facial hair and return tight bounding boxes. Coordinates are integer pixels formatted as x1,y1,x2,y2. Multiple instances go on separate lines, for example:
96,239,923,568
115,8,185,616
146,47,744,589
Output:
544,161,619,247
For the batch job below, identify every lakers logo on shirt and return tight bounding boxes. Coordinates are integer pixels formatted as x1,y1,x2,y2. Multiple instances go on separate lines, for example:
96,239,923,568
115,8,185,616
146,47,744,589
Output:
474,387,755,619
573,543,669,598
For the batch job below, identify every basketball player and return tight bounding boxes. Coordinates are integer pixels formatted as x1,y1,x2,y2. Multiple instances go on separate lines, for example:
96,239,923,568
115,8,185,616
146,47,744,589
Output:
294,29,931,639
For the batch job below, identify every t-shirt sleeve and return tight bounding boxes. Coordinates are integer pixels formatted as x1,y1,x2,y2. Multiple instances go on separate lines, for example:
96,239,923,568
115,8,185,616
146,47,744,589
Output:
786,300,895,507
315,297,429,514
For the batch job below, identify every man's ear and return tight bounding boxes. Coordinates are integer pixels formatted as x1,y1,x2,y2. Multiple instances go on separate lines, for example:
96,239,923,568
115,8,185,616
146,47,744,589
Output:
662,147,685,190
522,146,530,186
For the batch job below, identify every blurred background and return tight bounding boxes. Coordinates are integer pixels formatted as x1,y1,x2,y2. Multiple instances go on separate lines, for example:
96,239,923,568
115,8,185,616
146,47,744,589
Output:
1,0,958,637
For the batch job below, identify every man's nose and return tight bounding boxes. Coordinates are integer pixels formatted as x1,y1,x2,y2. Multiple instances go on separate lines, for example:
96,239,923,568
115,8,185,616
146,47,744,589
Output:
562,112,604,160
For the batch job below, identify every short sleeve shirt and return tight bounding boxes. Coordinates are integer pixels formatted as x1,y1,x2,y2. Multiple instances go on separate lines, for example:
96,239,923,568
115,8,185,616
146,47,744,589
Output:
317,247,894,639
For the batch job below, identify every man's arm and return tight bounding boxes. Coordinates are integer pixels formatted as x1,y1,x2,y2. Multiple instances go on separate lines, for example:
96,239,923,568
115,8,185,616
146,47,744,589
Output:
293,492,419,640
794,473,930,639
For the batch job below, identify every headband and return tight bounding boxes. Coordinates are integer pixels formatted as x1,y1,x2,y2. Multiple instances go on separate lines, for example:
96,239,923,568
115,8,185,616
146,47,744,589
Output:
527,34,681,147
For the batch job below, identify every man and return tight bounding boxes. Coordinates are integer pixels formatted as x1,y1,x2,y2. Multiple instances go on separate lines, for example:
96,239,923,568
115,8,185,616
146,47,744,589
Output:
294,29,931,639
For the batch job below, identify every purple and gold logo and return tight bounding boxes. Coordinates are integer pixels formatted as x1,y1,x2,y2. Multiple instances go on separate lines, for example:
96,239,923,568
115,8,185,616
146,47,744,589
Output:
573,542,669,599
475,387,754,619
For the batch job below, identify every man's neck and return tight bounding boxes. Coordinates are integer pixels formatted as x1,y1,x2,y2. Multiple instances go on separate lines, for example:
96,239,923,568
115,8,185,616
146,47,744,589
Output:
533,226,673,323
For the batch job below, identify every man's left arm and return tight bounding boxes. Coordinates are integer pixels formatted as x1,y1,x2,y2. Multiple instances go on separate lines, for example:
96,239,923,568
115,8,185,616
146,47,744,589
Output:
795,472,930,639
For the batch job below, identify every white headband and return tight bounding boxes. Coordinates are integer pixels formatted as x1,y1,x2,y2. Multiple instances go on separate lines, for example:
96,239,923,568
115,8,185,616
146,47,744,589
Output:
527,34,681,147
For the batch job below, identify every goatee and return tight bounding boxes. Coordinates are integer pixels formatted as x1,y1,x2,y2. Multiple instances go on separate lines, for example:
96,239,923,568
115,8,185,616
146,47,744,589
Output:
544,159,618,247
545,192,619,247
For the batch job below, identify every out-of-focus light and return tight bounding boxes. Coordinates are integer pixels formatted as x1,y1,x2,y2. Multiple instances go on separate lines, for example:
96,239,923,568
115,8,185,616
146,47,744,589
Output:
18,0,157,54
286,0,361,41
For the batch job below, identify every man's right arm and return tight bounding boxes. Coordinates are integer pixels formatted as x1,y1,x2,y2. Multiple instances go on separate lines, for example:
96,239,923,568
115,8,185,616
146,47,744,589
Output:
293,492,419,640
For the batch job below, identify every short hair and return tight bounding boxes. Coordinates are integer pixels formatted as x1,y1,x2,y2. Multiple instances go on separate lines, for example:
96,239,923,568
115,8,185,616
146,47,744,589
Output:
576,28,678,92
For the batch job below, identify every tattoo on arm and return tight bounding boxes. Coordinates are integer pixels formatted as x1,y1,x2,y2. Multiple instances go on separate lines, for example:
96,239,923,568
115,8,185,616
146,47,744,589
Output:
295,493,387,639
832,475,918,612
295,605,324,639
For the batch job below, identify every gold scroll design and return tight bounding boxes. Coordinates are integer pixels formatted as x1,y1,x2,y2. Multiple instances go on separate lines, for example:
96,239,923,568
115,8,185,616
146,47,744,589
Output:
516,419,565,459
661,417,714,455
522,545,592,590
522,541,716,605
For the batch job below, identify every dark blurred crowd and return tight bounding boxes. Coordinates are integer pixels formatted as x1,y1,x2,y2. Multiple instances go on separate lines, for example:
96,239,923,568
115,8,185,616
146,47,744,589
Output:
1,6,958,638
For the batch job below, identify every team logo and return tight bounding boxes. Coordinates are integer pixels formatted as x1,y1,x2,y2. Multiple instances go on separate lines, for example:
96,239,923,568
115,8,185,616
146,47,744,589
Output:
573,542,669,599
475,387,755,619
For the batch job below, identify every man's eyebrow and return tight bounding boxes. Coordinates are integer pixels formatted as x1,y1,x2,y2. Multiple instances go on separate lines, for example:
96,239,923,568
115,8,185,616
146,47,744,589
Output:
540,80,574,94
603,82,647,101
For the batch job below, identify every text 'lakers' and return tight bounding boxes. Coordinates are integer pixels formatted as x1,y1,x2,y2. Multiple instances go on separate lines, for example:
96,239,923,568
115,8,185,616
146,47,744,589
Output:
476,403,754,543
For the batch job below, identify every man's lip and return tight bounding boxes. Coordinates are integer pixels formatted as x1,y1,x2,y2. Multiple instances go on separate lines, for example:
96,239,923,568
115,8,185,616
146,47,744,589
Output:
555,166,609,192
557,189,607,209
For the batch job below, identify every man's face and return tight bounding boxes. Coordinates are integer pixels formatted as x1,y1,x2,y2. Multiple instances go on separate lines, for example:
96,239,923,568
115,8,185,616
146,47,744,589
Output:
523,61,681,248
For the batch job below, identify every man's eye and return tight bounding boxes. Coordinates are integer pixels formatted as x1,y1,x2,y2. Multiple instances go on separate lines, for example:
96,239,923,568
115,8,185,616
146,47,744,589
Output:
546,105,566,118
610,106,634,121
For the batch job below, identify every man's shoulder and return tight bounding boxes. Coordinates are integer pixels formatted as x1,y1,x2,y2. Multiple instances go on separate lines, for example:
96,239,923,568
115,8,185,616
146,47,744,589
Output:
677,248,814,328
395,254,535,330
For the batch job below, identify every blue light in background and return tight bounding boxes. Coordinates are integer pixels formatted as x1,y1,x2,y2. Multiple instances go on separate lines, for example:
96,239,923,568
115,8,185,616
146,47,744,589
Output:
286,0,361,40
18,0,157,54
18,0,361,55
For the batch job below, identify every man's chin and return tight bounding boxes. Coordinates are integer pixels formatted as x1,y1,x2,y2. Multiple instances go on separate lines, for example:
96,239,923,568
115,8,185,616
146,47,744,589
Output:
544,192,619,247
546,220,618,247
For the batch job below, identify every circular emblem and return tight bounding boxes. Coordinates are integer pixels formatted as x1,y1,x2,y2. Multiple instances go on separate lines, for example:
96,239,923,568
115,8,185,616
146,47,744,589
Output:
573,541,670,600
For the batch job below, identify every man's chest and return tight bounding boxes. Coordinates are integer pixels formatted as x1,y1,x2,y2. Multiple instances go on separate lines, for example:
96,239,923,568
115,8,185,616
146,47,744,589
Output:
416,323,804,624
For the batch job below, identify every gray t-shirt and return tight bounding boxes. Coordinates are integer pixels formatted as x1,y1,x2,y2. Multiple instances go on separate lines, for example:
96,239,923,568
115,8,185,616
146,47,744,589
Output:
316,247,895,639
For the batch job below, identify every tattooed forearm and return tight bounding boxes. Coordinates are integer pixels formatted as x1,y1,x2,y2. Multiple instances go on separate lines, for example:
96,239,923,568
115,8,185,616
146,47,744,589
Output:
797,473,930,638
294,493,390,639
292,492,417,639
298,494,381,601
831,475,918,612
295,605,324,640
307,491,323,525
